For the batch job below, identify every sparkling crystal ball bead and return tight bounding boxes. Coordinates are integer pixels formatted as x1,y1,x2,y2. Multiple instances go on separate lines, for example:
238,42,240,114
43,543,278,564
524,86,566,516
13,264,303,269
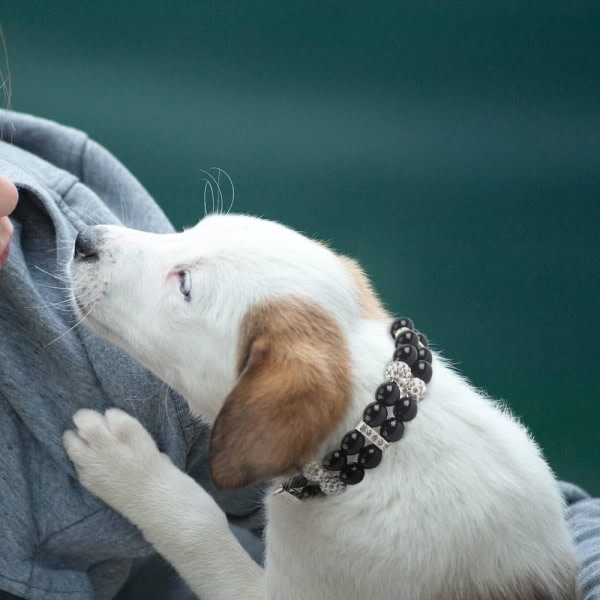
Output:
394,396,418,421
340,463,365,485
303,461,326,482
363,402,387,427
385,360,412,382
320,476,346,496
341,430,365,455
375,382,401,406
405,378,427,402
358,445,383,469
393,344,418,367
391,317,415,338
322,449,347,471
380,418,405,442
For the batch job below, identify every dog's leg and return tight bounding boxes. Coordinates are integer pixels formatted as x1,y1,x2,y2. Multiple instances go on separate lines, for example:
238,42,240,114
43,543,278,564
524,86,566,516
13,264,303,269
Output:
64,408,265,600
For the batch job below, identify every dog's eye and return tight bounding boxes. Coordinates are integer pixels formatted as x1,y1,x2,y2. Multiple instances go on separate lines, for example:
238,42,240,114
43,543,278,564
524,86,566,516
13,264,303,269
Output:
179,270,192,301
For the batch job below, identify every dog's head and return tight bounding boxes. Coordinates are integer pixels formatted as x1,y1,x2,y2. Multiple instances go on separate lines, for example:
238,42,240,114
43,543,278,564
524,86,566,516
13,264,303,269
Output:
69,214,387,489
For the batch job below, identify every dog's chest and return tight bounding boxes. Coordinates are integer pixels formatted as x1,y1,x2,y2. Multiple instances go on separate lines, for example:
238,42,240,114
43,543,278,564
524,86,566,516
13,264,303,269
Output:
263,488,436,600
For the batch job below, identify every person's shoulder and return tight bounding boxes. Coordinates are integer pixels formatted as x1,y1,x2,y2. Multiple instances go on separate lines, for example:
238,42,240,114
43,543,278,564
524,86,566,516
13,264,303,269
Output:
0,110,89,179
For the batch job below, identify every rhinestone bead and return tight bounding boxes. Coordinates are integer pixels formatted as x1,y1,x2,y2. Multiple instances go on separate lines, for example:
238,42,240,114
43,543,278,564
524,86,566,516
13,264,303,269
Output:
341,430,365,455
358,444,383,469
394,396,418,421
320,476,346,496
385,360,412,382
395,330,420,348
417,347,433,364
380,418,405,442
395,377,412,393
405,378,427,402
393,344,418,367
363,402,387,427
375,382,400,406
412,360,433,383
322,449,347,471
303,461,326,482
340,463,365,485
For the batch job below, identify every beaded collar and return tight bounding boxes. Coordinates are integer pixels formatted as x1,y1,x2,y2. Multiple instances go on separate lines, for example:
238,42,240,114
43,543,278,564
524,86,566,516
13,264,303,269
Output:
274,317,432,501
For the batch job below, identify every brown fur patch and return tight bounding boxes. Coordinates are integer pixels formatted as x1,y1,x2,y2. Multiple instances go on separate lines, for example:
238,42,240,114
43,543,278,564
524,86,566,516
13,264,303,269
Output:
337,255,389,320
209,297,352,489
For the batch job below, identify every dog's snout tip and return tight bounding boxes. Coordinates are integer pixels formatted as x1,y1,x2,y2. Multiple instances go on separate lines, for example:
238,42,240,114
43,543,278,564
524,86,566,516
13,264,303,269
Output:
74,228,101,260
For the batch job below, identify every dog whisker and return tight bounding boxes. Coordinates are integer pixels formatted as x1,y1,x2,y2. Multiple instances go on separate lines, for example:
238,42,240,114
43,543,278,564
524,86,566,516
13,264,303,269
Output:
75,208,107,226
202,179,215,217
118,189,129,227
212,168,235,215
34,265,71,283
200,167,235,216
36,282,73,291
36,296,75,308
44,298,99,347
216,168,222,214
25,303,73,313
44,242,76,253
199,169,218,213
156,381,178,434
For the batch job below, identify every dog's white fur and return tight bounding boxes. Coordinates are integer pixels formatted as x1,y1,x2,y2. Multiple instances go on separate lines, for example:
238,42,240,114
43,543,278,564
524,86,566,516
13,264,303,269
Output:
64,215,577,600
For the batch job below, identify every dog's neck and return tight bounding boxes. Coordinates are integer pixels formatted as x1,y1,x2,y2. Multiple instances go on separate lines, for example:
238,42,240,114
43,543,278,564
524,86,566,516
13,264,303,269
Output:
276,317,431,500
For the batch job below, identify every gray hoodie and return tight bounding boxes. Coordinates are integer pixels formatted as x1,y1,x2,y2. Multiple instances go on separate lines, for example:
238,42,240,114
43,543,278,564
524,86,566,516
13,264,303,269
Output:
0,111,260,600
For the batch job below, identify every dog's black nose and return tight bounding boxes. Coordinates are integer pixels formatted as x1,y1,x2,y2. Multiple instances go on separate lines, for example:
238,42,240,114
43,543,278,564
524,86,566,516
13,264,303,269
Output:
74,227,100,260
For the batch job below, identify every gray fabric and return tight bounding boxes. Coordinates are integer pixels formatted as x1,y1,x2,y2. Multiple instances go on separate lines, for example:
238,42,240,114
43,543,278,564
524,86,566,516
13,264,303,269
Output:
561,482,600,600
0,111,262,600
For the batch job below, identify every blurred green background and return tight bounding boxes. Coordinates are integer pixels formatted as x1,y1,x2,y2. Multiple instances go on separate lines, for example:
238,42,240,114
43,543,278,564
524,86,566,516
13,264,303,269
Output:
1,3,598,493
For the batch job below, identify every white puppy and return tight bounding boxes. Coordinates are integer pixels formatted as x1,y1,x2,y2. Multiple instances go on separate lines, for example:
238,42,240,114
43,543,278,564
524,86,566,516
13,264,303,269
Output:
64,215,578,600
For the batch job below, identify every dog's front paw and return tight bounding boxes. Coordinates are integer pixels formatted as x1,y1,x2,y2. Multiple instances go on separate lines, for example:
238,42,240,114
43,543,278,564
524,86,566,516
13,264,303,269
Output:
64,408,170,515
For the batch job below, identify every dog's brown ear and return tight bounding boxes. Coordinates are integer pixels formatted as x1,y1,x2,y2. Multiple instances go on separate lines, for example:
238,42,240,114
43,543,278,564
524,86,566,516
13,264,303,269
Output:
209,298,351,490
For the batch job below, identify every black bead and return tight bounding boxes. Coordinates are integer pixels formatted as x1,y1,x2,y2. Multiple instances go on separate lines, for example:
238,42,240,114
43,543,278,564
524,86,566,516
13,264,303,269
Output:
363,402,387,427
417,332,429,348
358,445,383,469
393,344,418,367
340,463,365,485
322,449,347,471
412,360,433,384
417,347,432,364
390,317,414,338
380,418,405,442
341,430,365,455
300,485,323,499
375,382,400,406
395,330,420,349
394,396,418,422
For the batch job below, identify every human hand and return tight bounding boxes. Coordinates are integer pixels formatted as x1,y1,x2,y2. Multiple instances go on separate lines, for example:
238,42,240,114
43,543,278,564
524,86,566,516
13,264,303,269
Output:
0,175,18,269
